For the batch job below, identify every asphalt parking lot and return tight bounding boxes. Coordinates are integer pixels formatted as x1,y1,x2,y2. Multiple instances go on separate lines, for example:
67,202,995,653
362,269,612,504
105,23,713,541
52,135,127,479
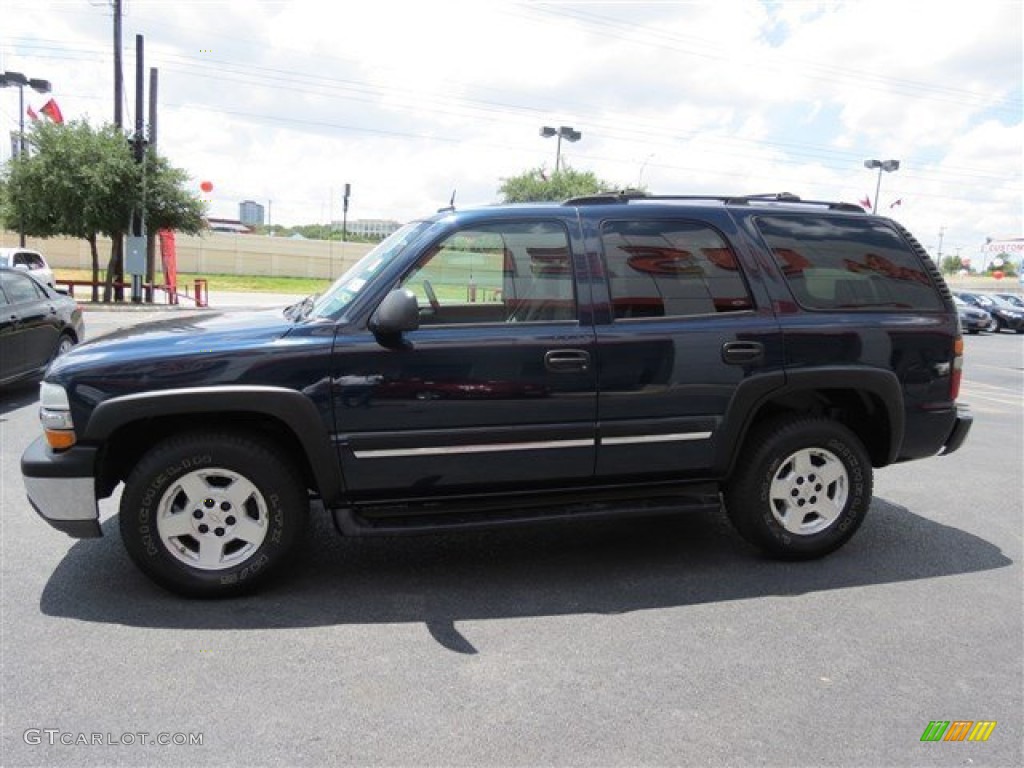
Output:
1,302,1021,767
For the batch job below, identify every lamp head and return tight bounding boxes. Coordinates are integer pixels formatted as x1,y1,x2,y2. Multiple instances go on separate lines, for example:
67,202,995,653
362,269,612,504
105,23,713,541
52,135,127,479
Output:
0,71,29,87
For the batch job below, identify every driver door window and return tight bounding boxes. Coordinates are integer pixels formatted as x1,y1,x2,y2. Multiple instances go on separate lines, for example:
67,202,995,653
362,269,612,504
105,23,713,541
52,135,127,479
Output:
401,221,576,324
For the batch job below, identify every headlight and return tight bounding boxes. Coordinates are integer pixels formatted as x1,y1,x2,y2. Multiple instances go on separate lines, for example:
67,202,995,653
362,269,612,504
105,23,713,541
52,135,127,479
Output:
39,381,76,449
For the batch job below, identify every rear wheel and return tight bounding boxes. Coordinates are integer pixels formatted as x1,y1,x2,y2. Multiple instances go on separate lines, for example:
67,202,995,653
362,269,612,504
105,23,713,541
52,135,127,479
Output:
119,431,308,597
724,416,872,559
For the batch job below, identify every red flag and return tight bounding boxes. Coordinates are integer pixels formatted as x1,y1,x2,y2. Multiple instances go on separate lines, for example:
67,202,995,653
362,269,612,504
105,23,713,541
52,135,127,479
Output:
890,199,902,208
859,195,871,211
27,105,39,121
40,99,64,124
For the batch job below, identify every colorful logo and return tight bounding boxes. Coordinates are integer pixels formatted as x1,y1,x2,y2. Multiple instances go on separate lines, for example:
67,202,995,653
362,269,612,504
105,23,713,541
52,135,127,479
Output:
920,721,996,742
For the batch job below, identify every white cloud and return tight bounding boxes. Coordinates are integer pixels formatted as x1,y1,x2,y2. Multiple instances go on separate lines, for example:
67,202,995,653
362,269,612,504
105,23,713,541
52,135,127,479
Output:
0,0,1019,255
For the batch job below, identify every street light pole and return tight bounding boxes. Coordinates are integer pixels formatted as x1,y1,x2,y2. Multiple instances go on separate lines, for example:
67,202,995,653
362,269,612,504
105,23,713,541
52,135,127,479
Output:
1,71,53,246
863,158,900,214
540,125,582,174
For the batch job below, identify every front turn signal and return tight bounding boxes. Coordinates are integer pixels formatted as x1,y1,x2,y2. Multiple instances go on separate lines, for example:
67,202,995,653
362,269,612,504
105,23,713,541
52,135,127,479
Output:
39,382,76,450
44,428,77,450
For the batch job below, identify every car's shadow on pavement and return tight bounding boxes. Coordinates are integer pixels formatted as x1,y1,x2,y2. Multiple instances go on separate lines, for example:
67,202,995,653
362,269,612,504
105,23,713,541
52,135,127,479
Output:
39,498,1011,653
0,378,40,417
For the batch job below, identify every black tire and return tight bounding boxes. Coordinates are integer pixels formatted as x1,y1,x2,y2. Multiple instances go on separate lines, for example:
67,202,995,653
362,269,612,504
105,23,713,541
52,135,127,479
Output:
119,431,308,597
54,332,76,359
724,416,872,560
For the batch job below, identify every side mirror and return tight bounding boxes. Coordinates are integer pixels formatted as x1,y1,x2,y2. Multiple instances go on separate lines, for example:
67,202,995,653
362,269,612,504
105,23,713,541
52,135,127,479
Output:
369,289,420,336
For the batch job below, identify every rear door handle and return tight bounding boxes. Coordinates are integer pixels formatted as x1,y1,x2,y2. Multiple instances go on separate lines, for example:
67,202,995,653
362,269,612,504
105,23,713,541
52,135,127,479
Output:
545,349,591,373
722,341,764,365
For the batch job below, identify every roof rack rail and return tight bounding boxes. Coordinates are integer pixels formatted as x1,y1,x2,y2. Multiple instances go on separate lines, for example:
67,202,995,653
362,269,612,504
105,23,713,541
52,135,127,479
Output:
563,191,865,213
562,190,648,205
725,193,865,213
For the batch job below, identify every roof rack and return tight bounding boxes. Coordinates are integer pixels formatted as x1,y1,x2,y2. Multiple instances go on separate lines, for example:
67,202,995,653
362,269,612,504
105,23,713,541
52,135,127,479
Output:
562,191,865,213
562,190,648,205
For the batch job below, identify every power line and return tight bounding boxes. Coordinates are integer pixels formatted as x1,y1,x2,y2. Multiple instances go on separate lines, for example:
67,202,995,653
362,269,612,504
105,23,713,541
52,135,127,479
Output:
11,37,1016,190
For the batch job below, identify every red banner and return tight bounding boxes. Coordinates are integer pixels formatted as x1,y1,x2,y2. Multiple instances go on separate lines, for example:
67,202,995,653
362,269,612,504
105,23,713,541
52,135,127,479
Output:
158,229,178,304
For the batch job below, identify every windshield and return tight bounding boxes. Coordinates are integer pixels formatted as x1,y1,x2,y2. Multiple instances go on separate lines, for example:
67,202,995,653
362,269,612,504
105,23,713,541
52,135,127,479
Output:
307,221,434,319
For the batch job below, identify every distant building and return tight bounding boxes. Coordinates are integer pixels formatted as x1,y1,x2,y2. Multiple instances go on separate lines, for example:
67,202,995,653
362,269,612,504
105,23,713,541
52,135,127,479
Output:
239,200,265,227
207,217,252,234
332,218,402,239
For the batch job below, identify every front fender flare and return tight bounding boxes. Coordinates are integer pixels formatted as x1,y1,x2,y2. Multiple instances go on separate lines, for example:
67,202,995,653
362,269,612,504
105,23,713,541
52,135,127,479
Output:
84,385,344,503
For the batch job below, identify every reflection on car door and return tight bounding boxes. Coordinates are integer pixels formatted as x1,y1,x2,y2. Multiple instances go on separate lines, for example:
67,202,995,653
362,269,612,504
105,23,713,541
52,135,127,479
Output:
589,214,785,480
331,218,598,497
0,271,58,374
0,280,26,379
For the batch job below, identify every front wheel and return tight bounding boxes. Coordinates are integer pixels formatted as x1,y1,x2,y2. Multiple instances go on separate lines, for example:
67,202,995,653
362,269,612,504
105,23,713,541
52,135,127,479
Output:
119,431,308,597
724,417,872,559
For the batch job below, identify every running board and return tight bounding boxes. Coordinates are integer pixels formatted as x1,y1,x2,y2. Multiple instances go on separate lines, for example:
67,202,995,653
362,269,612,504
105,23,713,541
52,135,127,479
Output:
331,490,722,537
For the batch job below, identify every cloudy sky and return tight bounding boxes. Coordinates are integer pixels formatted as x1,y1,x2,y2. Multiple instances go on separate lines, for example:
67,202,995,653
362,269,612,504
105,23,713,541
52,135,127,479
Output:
1,0,1020,259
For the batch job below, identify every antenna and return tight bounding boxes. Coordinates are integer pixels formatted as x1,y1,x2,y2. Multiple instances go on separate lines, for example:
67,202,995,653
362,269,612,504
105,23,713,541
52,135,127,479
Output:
438,189,457,214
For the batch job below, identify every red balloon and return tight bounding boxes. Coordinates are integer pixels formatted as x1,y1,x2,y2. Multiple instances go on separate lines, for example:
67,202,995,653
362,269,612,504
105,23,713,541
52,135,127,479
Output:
993,270,1004,280
200,180,213,193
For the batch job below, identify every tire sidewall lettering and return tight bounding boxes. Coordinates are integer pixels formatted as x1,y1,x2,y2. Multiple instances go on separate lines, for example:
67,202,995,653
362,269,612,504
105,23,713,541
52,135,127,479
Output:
121,437,305,595
135,454,215,561
740,424,871,552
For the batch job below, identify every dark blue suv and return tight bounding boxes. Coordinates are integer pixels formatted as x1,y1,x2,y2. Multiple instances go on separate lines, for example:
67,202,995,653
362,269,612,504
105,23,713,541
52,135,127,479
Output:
22,193,972,596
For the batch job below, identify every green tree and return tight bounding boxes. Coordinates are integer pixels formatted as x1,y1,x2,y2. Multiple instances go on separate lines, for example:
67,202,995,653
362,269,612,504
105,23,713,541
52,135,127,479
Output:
939,254,964,275
498,166,622,203
0,120,204,302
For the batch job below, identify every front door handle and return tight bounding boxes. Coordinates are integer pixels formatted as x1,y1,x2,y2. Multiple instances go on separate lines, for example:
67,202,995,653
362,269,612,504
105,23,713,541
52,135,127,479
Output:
545,349,591,373
722,341,764,365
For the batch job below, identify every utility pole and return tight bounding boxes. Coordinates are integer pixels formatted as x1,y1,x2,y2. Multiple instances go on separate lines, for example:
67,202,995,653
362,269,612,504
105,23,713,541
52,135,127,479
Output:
108,0,124,302
145,67,158,302
937,227,945,264
113,0,123,128
127,34,146,303
342,183,350,242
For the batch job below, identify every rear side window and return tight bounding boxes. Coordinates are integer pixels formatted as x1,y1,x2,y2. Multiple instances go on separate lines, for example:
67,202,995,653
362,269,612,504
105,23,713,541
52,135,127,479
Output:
0,270,45,303
15,252,46,270
600,219,753,319
755,215,942,310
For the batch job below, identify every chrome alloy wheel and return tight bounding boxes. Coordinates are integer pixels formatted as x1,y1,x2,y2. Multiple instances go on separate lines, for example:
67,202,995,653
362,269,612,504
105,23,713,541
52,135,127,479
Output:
155,467,269,570
769,447,849,536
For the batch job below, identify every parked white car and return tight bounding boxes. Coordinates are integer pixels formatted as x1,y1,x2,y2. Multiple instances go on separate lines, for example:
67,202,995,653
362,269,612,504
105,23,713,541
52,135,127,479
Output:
0,248,55,288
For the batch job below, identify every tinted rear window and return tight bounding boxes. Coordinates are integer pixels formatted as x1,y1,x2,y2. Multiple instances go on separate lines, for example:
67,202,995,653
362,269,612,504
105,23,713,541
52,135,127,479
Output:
755,215,943,310
600,219,754,318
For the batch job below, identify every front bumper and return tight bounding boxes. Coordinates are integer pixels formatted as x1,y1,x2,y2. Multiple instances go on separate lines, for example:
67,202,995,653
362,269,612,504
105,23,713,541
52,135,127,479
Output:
991,311,1024,330
21,437,102,538
960,315,991,331
939,405,973,456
